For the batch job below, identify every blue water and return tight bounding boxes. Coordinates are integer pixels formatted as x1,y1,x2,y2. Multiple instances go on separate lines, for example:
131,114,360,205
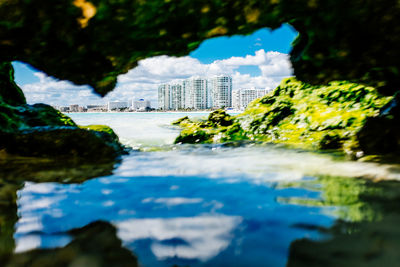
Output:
12,112,400,266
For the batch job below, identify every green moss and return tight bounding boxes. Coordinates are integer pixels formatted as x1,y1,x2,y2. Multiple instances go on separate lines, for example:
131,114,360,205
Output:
0,103,76,133
79,124,119,142
1,126,125,162
174,78,392,155
171,116,190,125
206,110,233,127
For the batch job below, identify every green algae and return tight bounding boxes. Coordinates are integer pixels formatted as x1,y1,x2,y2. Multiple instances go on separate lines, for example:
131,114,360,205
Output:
174,78,393,155
0,102,76,133
79,124,119,141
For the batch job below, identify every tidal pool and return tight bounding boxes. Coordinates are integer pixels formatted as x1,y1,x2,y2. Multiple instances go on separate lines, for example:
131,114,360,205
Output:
2,112,400,266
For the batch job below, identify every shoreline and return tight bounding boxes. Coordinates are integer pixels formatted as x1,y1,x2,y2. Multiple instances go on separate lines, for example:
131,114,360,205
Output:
66,110,242,114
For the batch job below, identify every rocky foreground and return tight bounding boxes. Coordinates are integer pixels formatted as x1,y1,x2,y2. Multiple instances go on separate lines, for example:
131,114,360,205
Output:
174,78,400,159
0,62,126,164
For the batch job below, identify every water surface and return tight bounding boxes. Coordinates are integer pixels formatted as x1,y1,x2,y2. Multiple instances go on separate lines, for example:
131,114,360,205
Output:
3,112,400,266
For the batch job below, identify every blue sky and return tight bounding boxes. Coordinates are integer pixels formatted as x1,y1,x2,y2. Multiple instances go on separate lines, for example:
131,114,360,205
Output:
190,24,297,64
13,24,297,106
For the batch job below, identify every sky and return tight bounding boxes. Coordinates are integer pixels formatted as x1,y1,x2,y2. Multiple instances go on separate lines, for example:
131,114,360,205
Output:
13,24,297,108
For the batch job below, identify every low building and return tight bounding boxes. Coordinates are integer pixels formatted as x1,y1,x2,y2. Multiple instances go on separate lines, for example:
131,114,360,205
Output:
237,88,269,110
108,101,129,111
69,104,79,112
133,99,151,111
59,106,70,112
232,91,240,110
87,105,107,112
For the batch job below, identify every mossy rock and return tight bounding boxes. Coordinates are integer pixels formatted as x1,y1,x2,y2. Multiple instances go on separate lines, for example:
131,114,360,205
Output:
172,116,191,126
0,105,126,162
0,126,125,163
79,124,119,142
174,78,394,156
0,62,25,106
0,103,76,133
357,92,400,154
1,1,400,94
0,63,126,162
207,110,233,127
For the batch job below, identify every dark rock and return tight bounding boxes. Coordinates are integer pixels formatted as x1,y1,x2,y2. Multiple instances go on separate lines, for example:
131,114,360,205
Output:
358,92,400,154
207,110,232,127
319,133,343,150
175,127,212,144
0,62,25,106
172,116,190,125
0,126,125,162
0,1,400,95
0,62,126,162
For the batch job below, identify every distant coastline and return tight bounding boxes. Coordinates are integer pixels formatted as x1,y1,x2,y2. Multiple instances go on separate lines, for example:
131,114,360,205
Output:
66,110,242,114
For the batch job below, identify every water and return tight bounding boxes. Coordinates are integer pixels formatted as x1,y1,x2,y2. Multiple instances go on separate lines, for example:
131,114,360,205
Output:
3,112,400,266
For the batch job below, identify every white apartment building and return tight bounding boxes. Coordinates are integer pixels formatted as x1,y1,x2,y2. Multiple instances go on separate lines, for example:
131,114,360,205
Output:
182,80,193,109
232,90,240,110
210,75,232,108
87,104,107,112
108,101,129,111
234,88,269,110
158,84,170,110
170,84,184,110
157,75,232,110
190,77,209,110
132,99,151,111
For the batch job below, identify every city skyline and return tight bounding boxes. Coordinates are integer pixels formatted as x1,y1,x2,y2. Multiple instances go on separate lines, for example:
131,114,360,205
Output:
51,77,273,112
159,75,233,110
158,75,273,111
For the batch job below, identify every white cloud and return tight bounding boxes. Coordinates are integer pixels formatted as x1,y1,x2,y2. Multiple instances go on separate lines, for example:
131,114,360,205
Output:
116,215,242,261
19,50,293,107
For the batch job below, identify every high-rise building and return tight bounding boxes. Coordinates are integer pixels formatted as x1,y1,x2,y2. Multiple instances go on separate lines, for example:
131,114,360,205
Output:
182,80,193,109
157,75,233,110
190,77,209,110
237,88,269,110
170,84,184,110
158,84,170,110
210,75,232,108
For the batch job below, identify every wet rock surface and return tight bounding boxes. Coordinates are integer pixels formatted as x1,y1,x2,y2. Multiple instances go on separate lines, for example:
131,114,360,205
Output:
175,78,394,157
1,126,124,162
357,92,400,155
